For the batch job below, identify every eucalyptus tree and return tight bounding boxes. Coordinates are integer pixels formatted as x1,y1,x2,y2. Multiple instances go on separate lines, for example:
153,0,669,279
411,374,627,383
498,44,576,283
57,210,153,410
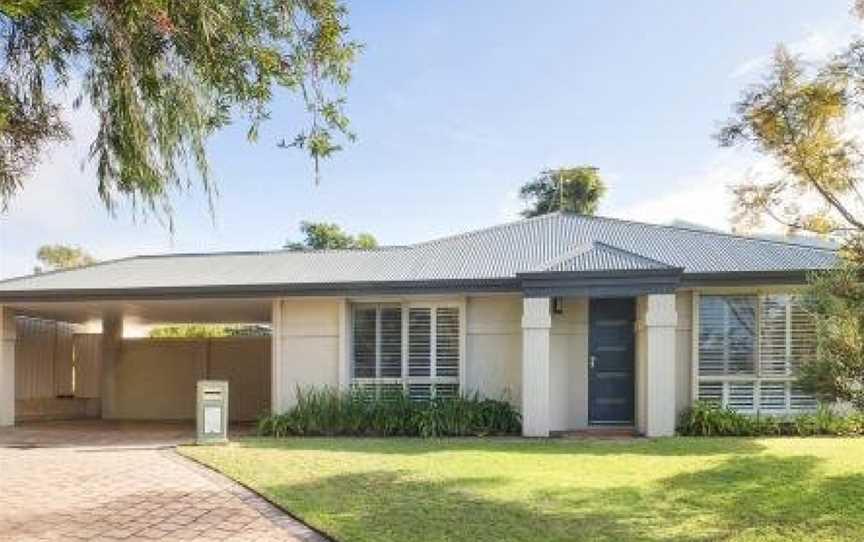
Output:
0,1,359,225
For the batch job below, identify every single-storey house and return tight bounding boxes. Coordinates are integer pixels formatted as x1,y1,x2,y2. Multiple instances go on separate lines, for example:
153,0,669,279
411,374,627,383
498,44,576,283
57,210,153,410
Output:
0,213,837,437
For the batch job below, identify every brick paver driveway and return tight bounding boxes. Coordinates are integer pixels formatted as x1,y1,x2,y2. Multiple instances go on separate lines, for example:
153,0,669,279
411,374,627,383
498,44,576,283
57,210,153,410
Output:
0,421,326,542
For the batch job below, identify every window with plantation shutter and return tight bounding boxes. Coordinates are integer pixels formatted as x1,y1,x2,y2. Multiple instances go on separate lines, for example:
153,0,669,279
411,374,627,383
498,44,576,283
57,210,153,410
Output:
696,293,817,415
436,307,459,378
698,296,757,376
352,307,377,379
352,302,461,400
380,307,402,378
408,308,432,377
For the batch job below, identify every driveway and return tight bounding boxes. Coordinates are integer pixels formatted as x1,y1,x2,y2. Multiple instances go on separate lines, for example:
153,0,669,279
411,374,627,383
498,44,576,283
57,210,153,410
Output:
0,421,326,542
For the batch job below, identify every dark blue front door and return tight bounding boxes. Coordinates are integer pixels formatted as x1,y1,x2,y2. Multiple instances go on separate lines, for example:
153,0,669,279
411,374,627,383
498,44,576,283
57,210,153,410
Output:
589,298,635,425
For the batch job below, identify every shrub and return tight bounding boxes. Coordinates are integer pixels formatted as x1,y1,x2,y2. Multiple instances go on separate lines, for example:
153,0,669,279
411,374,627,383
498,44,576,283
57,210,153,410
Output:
678,401,864,437
257,386,522,438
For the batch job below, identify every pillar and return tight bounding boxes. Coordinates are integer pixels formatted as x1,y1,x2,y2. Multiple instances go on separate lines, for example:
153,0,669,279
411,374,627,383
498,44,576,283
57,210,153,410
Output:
521,297,552,437
643,294,677,437
0,306,16,426
100,312,123,419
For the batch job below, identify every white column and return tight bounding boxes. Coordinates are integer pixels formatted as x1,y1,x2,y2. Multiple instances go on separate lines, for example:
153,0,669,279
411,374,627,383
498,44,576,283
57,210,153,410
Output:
0,306,16,426
271,299,285,413
521,297,552,437
100,313,123,419
643,294,677,437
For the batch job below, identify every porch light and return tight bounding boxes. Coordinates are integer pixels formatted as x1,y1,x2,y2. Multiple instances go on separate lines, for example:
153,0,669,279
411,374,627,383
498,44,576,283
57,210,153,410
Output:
552,297,564,314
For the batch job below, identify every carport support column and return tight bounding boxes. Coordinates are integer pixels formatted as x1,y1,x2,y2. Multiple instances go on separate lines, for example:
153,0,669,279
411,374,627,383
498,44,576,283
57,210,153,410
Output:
643,294,677,437
101,313,123,420
521,297,552,437
0,306,16,426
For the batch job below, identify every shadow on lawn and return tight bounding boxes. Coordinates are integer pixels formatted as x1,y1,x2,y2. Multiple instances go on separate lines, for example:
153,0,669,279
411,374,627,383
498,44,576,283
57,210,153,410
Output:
259,454,864,542
239,436,768,457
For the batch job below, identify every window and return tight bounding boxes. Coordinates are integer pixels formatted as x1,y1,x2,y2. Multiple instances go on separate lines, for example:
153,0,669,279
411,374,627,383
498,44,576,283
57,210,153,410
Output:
696,294,817,414
352,303,461,400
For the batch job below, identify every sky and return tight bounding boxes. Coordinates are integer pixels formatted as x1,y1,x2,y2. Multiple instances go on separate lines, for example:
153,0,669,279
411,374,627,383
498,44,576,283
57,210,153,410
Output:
0,1,861,278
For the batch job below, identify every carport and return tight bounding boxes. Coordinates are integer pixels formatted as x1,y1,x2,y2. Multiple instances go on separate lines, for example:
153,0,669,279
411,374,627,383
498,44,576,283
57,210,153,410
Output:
0,297,272,426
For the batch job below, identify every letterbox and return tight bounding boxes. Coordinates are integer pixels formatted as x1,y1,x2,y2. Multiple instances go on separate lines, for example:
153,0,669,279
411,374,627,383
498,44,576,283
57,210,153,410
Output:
196,380,229,445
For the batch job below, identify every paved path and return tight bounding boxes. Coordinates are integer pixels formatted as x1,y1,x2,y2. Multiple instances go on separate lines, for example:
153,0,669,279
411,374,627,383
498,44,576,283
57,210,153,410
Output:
0,422,327,542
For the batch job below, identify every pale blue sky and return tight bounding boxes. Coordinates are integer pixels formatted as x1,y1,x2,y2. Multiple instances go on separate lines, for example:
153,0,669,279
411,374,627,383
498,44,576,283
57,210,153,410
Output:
0,1,858,278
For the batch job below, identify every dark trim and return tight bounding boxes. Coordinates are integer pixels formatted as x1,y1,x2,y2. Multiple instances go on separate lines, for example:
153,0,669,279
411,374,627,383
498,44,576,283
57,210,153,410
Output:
0,268,828,304
679,270,817,287
518,268,683,298
0,279,522,303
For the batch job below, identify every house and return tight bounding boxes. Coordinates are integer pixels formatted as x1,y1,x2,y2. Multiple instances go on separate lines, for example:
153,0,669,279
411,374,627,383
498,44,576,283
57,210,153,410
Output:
0,213,837,437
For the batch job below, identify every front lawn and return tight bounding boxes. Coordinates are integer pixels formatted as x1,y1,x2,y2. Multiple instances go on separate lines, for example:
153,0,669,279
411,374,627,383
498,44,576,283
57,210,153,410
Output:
180,437,864,542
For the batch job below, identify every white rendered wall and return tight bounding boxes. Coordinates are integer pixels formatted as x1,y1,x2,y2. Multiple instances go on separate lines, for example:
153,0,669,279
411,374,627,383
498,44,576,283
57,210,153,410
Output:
271,298,341,413
549,297,589,431
464,295,523,405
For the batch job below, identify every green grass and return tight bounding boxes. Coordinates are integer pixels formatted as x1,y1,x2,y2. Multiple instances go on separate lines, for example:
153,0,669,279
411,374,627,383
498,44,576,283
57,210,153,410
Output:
180,437,864,542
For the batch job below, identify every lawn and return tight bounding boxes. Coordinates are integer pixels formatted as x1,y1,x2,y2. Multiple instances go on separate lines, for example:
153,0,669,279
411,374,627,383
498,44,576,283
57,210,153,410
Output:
180,437,864,542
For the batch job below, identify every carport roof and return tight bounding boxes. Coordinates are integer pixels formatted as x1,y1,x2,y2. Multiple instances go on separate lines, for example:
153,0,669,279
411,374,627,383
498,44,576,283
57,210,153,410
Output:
0,213,838,300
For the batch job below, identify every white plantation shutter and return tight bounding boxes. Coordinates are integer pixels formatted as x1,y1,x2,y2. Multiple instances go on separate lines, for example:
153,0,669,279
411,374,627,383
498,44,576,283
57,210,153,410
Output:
435,307,459,378
353,303,461,399
759,381,788,412
352,307,377,378
727,382,755,412
789,300,816,373
760,295,790,376
380,307,403,378
697,293,818,415
408,308,432,377
699,296,757,376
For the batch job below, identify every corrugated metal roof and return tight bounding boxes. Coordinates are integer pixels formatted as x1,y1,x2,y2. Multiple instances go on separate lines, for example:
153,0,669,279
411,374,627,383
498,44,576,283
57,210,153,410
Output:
541,242,675,273
0,213,838,293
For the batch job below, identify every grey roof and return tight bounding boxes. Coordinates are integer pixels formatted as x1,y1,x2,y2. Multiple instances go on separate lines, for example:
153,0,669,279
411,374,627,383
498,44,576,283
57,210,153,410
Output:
0,213,838,295
541,242,675,273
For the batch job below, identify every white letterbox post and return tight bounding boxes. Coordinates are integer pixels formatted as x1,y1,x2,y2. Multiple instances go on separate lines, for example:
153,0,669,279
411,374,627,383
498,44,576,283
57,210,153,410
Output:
197,380,229,445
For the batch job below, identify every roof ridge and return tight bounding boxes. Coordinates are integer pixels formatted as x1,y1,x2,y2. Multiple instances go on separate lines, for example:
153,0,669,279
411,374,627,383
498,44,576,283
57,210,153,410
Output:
533,242,594,271
589,241,677,268
410,212,561,248
559,212,838,253
535,241,675,272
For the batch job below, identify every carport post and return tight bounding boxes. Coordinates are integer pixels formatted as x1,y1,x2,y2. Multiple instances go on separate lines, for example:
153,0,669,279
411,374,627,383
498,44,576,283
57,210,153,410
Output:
0,306,16,426
100,313,123,419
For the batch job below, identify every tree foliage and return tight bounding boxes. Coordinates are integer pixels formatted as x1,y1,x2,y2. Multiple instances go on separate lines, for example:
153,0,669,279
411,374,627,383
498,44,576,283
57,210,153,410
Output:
800,265,864,410
35,243,95,272
719,4,864,408
519,166,606,218
0,1,359,223
149,323,270,338
718,44,864,251
285,220,377,250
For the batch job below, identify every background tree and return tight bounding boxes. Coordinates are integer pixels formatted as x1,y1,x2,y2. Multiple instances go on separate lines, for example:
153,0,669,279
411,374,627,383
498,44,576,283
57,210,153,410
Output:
718,2,864,407
285,220,378,250
519,166,606,218
149,324,270,338
35,244,96,273
0,1,359,223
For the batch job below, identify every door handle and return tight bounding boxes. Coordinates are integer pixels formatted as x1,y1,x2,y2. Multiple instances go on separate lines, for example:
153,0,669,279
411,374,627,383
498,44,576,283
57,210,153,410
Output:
590,355,596,369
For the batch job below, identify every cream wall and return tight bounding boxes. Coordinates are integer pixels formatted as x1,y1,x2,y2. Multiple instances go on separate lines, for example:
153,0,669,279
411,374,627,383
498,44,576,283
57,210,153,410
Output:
112,337,270,421
464,295,522,405
113,339,207,420
549,297,589,431
675,291,693,417
271,298,341,412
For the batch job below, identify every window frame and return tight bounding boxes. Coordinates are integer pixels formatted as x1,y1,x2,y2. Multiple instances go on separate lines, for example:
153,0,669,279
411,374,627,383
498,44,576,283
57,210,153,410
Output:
691,290,818,414
349,299,466,399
